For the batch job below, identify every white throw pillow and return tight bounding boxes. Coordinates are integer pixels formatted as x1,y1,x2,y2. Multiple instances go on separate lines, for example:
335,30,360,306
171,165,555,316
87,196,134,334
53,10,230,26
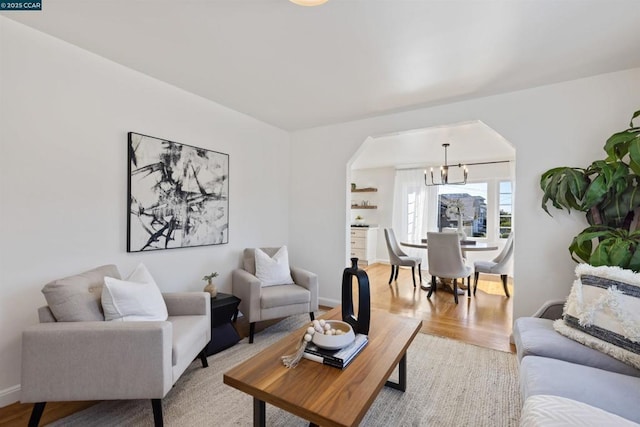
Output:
553,263,640,369
101,263,168,321
255,246,294,286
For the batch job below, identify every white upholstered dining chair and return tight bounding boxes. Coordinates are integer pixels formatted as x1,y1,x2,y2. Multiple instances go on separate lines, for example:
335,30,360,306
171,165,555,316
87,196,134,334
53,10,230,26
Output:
426,232,473,304
384,228,422,287
473,232,514,297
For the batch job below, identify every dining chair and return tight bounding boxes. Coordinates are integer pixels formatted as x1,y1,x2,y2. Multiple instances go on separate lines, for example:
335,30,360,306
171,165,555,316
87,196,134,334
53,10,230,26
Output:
474,232,514,297
426,232,473,304
384,228,422,288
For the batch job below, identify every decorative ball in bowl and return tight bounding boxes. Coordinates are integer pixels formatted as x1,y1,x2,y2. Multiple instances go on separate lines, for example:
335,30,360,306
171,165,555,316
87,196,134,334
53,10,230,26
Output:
311,320,355,350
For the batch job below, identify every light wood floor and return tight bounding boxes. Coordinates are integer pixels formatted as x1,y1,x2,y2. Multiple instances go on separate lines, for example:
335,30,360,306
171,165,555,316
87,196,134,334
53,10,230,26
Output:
365,262,514,353
0,262,514,426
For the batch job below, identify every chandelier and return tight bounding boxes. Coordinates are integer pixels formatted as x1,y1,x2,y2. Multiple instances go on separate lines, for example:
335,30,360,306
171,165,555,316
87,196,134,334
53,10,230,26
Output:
424,143,511,187
424,143,468,186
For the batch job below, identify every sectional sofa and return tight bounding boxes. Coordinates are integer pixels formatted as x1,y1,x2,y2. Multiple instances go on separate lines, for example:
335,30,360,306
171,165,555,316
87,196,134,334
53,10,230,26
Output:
514,299,640,425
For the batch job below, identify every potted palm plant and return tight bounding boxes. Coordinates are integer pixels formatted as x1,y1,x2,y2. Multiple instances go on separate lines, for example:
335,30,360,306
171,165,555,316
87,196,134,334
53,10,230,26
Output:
540,109,640,271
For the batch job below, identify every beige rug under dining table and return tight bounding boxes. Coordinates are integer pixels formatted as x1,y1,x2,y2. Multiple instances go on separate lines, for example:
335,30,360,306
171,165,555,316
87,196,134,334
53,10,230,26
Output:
400,240,498,291
223,306,422,427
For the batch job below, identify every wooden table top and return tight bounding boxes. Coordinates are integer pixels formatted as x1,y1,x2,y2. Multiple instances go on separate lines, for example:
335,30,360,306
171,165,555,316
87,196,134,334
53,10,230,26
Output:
223,307,422,427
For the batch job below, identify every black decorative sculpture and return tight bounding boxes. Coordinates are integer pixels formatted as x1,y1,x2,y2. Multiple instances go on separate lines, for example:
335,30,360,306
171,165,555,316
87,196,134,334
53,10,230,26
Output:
341,258,370,335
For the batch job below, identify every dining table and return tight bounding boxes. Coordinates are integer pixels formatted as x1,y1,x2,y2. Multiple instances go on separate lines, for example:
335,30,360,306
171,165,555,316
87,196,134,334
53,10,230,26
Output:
400,239,498,292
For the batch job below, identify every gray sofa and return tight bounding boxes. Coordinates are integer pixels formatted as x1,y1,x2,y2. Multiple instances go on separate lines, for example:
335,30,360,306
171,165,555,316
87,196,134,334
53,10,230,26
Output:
21,264,211,427
514,300,640,425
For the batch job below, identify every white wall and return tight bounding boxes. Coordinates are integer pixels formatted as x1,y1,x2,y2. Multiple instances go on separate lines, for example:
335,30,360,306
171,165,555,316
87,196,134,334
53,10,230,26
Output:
0,18,291,406
290,67,640,313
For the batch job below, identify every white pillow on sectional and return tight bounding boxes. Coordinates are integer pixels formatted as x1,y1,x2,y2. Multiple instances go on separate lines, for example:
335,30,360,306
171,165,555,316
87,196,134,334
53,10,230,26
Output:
255,246,294,286
102,263,168,321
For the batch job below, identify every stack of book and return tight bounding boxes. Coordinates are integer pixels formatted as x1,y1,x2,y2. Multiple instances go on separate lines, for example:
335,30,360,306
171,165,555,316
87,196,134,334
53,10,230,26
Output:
303,334,368,369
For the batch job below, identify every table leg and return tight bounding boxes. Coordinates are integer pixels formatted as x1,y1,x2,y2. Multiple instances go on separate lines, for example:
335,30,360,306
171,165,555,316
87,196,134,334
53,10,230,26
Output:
253,398,265,427
384,352,407,392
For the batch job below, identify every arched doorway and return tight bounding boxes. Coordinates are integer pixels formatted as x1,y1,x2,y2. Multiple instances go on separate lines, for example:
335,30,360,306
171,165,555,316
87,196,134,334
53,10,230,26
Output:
346,120,516,352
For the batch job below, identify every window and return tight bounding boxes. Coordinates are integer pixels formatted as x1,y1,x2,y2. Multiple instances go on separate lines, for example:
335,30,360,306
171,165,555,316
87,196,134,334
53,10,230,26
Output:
499,181,512,238
437,183,488,238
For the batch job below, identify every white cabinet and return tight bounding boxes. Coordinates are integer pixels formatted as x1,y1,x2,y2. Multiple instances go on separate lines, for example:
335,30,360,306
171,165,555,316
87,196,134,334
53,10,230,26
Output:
349,226,378,266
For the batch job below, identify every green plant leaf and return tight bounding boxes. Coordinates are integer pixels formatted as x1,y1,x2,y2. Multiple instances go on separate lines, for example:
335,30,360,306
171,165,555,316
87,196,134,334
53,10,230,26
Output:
569,234,592,263
629,158,640,176
626,245,640,272
604,131,635,160
589,241,611,266
582,174,608,210
606,238,633,268
628,134,640,173
600,183,640,228
540,167,588,215
630,109,640,128
570,226,616,263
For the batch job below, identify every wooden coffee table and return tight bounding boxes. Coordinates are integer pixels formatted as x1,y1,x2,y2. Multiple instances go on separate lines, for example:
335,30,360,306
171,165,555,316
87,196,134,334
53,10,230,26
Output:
223,307,422,427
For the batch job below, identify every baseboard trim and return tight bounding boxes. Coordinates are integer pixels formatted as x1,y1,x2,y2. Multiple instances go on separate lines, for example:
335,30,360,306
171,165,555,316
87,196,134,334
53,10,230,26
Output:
0,384,20,408
319,297,340,308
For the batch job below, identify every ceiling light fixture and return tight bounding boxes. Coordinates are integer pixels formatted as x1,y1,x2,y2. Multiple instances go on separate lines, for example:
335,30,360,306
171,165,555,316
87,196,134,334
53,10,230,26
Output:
289,0,329,6
425,143,467,186
424,143,511,187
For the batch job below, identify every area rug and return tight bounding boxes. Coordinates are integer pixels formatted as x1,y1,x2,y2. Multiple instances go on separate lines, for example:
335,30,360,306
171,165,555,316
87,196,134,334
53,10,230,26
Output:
48,314,521,426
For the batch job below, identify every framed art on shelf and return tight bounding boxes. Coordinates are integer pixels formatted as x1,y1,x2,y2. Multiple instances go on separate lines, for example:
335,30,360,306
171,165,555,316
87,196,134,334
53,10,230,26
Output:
127,132,229,252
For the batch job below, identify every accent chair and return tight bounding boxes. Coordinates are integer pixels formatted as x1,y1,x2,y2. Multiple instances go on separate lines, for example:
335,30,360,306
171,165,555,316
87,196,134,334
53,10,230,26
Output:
20,264,211,427
232,247,318,343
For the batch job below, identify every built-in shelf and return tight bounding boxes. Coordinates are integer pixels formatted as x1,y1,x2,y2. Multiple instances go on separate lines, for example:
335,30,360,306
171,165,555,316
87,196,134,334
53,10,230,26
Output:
351,205,377,209
351,187,378,193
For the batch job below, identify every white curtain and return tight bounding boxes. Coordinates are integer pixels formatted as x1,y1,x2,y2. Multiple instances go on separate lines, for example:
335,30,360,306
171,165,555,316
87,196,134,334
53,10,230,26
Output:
510,160,516,233
391,169,432,262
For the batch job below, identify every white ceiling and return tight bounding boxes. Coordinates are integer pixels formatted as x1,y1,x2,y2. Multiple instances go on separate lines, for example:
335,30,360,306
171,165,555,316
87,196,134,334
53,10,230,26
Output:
5,0,640,132
352,120,515,170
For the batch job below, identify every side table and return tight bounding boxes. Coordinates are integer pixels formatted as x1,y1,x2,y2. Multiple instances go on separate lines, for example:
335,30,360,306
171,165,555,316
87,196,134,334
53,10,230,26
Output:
205,292,241,356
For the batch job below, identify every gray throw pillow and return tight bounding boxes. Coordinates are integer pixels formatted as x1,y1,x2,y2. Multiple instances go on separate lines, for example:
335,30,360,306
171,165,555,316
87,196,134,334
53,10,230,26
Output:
41,264,121,322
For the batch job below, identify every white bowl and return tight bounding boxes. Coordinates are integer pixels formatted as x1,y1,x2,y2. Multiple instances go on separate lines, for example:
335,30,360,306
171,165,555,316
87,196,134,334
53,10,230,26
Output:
312,320,355,350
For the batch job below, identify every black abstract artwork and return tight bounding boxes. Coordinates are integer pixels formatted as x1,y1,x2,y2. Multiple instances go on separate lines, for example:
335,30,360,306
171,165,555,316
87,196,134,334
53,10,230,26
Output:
127,132,229,252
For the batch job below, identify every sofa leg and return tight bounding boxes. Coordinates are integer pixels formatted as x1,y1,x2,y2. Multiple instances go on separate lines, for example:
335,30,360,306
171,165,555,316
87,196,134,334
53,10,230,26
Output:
249,322,255,344
198,348,209,368
28,402,46,427
151,399,163,427
309,312,315,321
501,274,510,297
